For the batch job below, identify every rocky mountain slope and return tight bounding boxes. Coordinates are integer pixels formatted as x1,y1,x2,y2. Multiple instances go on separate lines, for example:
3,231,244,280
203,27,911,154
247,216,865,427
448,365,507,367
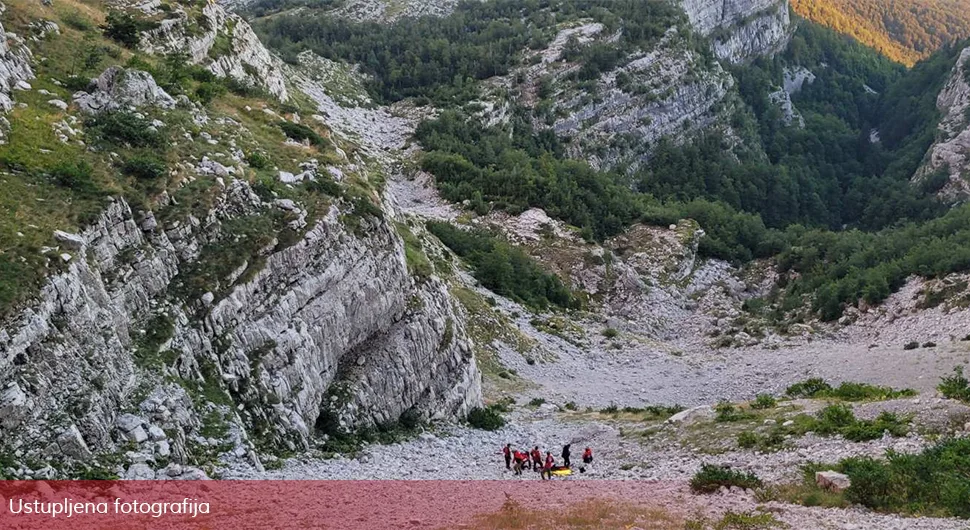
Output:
0,0,481,479
1,6,970,530
915,45,970,202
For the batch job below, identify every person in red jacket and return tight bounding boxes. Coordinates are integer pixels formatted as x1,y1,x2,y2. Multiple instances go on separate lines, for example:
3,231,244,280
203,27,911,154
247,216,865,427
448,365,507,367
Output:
513,450,526,475
531,446,542,472
582,447,593,464
502,444,511,469
541,452,554,480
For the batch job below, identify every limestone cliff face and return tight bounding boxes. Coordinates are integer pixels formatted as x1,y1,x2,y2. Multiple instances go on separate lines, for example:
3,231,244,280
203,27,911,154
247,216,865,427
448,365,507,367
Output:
551,33,734,170
490,25,736,171
915,46,970,202
0,180,481,476
680,0,792,63
141,2,289,101
0,18,32,112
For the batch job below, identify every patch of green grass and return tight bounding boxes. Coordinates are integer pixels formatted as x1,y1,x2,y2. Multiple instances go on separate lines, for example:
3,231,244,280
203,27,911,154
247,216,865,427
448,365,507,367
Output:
690,464,763,494
938,366,970,402
778,405,908,444
776,439,970,518
170,210,297,301
750,394,777,410
278,121,326,147
785,378,916,401
133,314,175,369
467,405,505,431
395,222,433,280
715,400,753,422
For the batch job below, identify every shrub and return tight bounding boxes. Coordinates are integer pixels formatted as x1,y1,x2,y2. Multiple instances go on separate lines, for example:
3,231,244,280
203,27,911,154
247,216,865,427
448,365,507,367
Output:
841,412,908,442
49,161,100,196
642,405,685,420
525,357,536,366
85,111,166,148
776,405,909,443
527,398,546,407
427,221,576,310
903,341,919,350
63,75,92,92
715,400,748,422
102,11,158,48
737,431,759,449
750,394,777,410
122,154,167,180
600,403,619,414
690,464,762,494
923,341,937,348
305,178,342,197
279,121,325,147
602,327,619,339
786,378,915,401
563,401,577,411
245,151,271,169
195,81,227,105
814,404,857,434
938,366,970,402
837,438,970,517
785,378,832,398
467,406,505,431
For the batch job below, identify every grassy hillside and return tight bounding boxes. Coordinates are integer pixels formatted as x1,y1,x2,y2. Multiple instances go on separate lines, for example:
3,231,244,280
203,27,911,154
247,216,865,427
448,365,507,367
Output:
792,0,970,65
0,0,349,316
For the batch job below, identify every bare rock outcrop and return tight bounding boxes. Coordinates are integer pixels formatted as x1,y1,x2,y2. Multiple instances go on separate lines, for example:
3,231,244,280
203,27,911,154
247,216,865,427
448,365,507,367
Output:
914,46,970,202
0,180,481,473
680,0,792,63
141,2,289,101
72,66,176,114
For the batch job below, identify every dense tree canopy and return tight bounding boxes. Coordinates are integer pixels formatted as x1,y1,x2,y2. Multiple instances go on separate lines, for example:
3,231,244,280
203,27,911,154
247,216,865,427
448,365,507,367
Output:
792,0,970,65
252,0,685,104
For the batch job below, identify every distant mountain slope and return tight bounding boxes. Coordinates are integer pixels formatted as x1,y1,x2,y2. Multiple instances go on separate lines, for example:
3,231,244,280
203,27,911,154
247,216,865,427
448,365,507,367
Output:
791,0,970,65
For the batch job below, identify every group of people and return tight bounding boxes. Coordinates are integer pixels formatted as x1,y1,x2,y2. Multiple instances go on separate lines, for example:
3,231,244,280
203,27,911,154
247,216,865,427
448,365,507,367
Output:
501,443,593,480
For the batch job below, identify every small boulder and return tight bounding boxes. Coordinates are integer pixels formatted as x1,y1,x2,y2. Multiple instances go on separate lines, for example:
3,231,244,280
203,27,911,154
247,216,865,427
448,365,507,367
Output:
47,99,67,111
125,463,156,480
53,230,85,250
666,405,715,425
73,66,175,114
816,470,851,492
147,425,167,441
56,425,92,460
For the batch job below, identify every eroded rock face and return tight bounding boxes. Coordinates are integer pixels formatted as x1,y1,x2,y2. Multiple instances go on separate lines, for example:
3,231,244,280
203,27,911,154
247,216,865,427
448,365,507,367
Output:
141,3,289,101
914,46,970,202
0,15,34,112
551,32,734,170
73,66,176,114
0,180,481,469
680,0,792,63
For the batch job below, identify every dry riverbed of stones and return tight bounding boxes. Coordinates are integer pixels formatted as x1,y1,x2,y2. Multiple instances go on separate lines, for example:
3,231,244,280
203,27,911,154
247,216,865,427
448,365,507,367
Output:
228,393,970,528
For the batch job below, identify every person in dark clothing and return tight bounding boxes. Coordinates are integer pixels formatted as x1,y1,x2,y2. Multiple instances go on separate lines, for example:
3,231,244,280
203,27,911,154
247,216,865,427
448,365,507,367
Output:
503,444,511,470
561,444,571,468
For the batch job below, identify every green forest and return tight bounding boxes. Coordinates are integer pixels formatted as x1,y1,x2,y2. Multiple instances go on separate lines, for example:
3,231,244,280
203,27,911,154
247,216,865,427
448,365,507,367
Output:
792,0,970,65
252,1,970,320
252,0,689,104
